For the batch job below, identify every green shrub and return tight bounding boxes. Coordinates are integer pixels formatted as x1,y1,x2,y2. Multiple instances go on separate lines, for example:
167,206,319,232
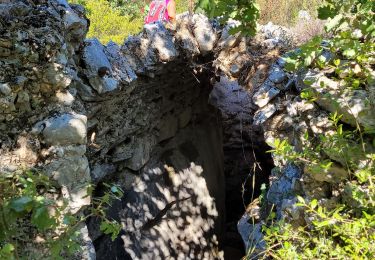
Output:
69,0,189,44
0,170,122,259
254,0,375,258
70,0,143,44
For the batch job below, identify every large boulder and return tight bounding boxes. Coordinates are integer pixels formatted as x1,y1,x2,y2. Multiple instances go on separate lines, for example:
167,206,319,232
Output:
36,113,87,146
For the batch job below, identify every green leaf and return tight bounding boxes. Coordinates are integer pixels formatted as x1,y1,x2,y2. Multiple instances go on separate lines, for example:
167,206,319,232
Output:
0,243,15,259
9,196,33,213
343,48,356,58
318,4,337,20
0,244,14,254
333,59,341,66
325,14,343,32
297,196,306,204
31,206,55,231
310,199,318,210
100,220,122,241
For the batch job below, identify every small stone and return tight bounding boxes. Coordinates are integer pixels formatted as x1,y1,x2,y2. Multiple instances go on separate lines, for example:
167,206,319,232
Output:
91,163,116,183
0,83,11,95
55,90,75,106
15,76,27,88
252,81,280,108
277,57,286,67
82,39,119,93
158,115,178,142
230,64,240,77
237,215,265,252
125,135,156,171
268,67,287,84
253,103,277,126
178,108,192,128
45,155,91,213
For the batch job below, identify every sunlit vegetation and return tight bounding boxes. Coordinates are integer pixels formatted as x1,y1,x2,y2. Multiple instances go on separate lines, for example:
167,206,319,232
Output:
0,170,123,259
69,0,189,44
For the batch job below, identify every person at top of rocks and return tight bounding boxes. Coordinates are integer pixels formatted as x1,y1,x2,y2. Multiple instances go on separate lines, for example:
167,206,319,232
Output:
144,0,176,29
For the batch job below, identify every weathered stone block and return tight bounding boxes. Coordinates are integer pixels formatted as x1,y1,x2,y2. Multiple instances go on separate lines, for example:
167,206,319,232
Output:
253,103,277,126
41,113,87,146
252,81,280,108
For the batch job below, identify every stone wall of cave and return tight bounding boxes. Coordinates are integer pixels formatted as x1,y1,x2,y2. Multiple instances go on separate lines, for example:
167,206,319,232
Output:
84,57,227,258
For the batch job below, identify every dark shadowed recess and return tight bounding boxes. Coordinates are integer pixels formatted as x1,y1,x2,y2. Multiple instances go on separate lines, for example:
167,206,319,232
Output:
86,54,273,260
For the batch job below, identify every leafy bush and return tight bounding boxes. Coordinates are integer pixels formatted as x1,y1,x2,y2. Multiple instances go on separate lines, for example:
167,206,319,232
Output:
196,0,260,36
70,0,144,44
0,170,123,259
70,0,189,44
253,0,375,258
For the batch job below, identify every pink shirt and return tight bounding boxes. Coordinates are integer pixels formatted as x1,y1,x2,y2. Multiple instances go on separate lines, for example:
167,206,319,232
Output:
164,0,170,21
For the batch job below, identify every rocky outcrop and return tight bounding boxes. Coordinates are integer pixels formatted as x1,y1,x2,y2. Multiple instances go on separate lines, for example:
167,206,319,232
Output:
3,1,370,259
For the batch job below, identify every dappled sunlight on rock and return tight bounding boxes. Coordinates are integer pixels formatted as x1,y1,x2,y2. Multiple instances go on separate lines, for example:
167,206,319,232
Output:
120,163,223,259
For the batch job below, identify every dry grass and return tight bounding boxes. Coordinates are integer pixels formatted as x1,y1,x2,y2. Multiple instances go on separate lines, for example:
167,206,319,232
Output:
291,18,326,44
257,0,323,26
257,0,326,44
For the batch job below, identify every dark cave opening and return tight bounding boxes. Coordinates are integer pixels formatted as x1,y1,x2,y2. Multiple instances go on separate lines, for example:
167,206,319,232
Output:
85,55,274,259
222,141,274,258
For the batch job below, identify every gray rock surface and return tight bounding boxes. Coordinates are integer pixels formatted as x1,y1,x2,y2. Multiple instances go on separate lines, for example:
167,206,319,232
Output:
82,39,119,94
40,113,87,146
298,70,375,131
192,14,218,54
252,81,280,108
253,103,277,126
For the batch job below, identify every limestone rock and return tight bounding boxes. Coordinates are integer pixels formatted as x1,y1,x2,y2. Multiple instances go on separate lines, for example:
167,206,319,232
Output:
237,215,265,253
122,23,178,74
299,70,375,131
39,113,87,146
175,24,201,56
91,163,116,183
82,39,118,93
280,197,304,225
259,22,294,48
216,20,241,50
77,223,96,260
178,107,192,128
45,155,91,213
55,90,75,106
253,103,277,126
105,42,137,85
252,81,280,108
210,75,253,115
0,82,11,95
268,66,287,84
144,22,178,62
158,114,178,142
267,165,302,209
63,5,88,45
124,135,157,171
192,14,218,54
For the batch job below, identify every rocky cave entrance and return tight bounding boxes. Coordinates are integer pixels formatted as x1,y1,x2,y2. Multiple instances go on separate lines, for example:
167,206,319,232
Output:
85,53,274,259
